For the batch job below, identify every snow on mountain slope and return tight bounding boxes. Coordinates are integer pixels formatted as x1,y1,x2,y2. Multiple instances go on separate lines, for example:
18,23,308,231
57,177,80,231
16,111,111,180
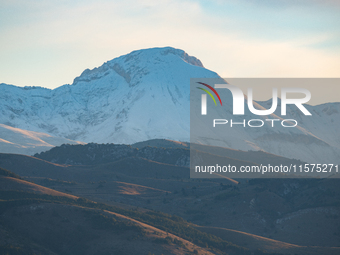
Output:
258,100,340,150
250,99,340,163
0,46,339,164
0,47,218,144
0,124,83,155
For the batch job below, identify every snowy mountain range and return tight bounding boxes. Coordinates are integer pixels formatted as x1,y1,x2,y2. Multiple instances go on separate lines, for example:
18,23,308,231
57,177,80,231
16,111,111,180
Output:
0,47,339,164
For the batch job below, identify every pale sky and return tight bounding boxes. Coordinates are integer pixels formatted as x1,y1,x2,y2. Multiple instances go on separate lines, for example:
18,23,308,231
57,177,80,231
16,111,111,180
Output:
0,0,339,103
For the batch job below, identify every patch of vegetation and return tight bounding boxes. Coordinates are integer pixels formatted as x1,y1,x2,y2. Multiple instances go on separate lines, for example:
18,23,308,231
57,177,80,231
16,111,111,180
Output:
84,210,145,235
153,236,184,247
153,236,172,245
0,167,21,179
40,178,77,186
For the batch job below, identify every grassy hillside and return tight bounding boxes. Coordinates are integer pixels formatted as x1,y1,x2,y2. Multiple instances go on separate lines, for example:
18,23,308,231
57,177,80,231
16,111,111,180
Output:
1,148,340,254
0,167,249,255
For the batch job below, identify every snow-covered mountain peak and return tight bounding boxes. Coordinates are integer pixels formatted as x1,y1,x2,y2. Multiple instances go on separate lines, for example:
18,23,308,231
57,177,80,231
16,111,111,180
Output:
72,47,204,87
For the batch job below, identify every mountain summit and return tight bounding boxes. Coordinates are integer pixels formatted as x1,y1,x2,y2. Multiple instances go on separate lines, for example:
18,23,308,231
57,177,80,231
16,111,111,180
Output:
73,47,205,86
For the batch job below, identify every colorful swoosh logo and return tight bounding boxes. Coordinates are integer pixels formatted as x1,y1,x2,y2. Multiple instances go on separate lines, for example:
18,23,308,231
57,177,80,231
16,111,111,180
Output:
196,82,222,106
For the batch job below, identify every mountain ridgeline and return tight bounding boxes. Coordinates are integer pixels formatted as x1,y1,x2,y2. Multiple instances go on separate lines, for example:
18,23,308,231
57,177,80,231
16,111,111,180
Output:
33,139,306,169
34,142,190,167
